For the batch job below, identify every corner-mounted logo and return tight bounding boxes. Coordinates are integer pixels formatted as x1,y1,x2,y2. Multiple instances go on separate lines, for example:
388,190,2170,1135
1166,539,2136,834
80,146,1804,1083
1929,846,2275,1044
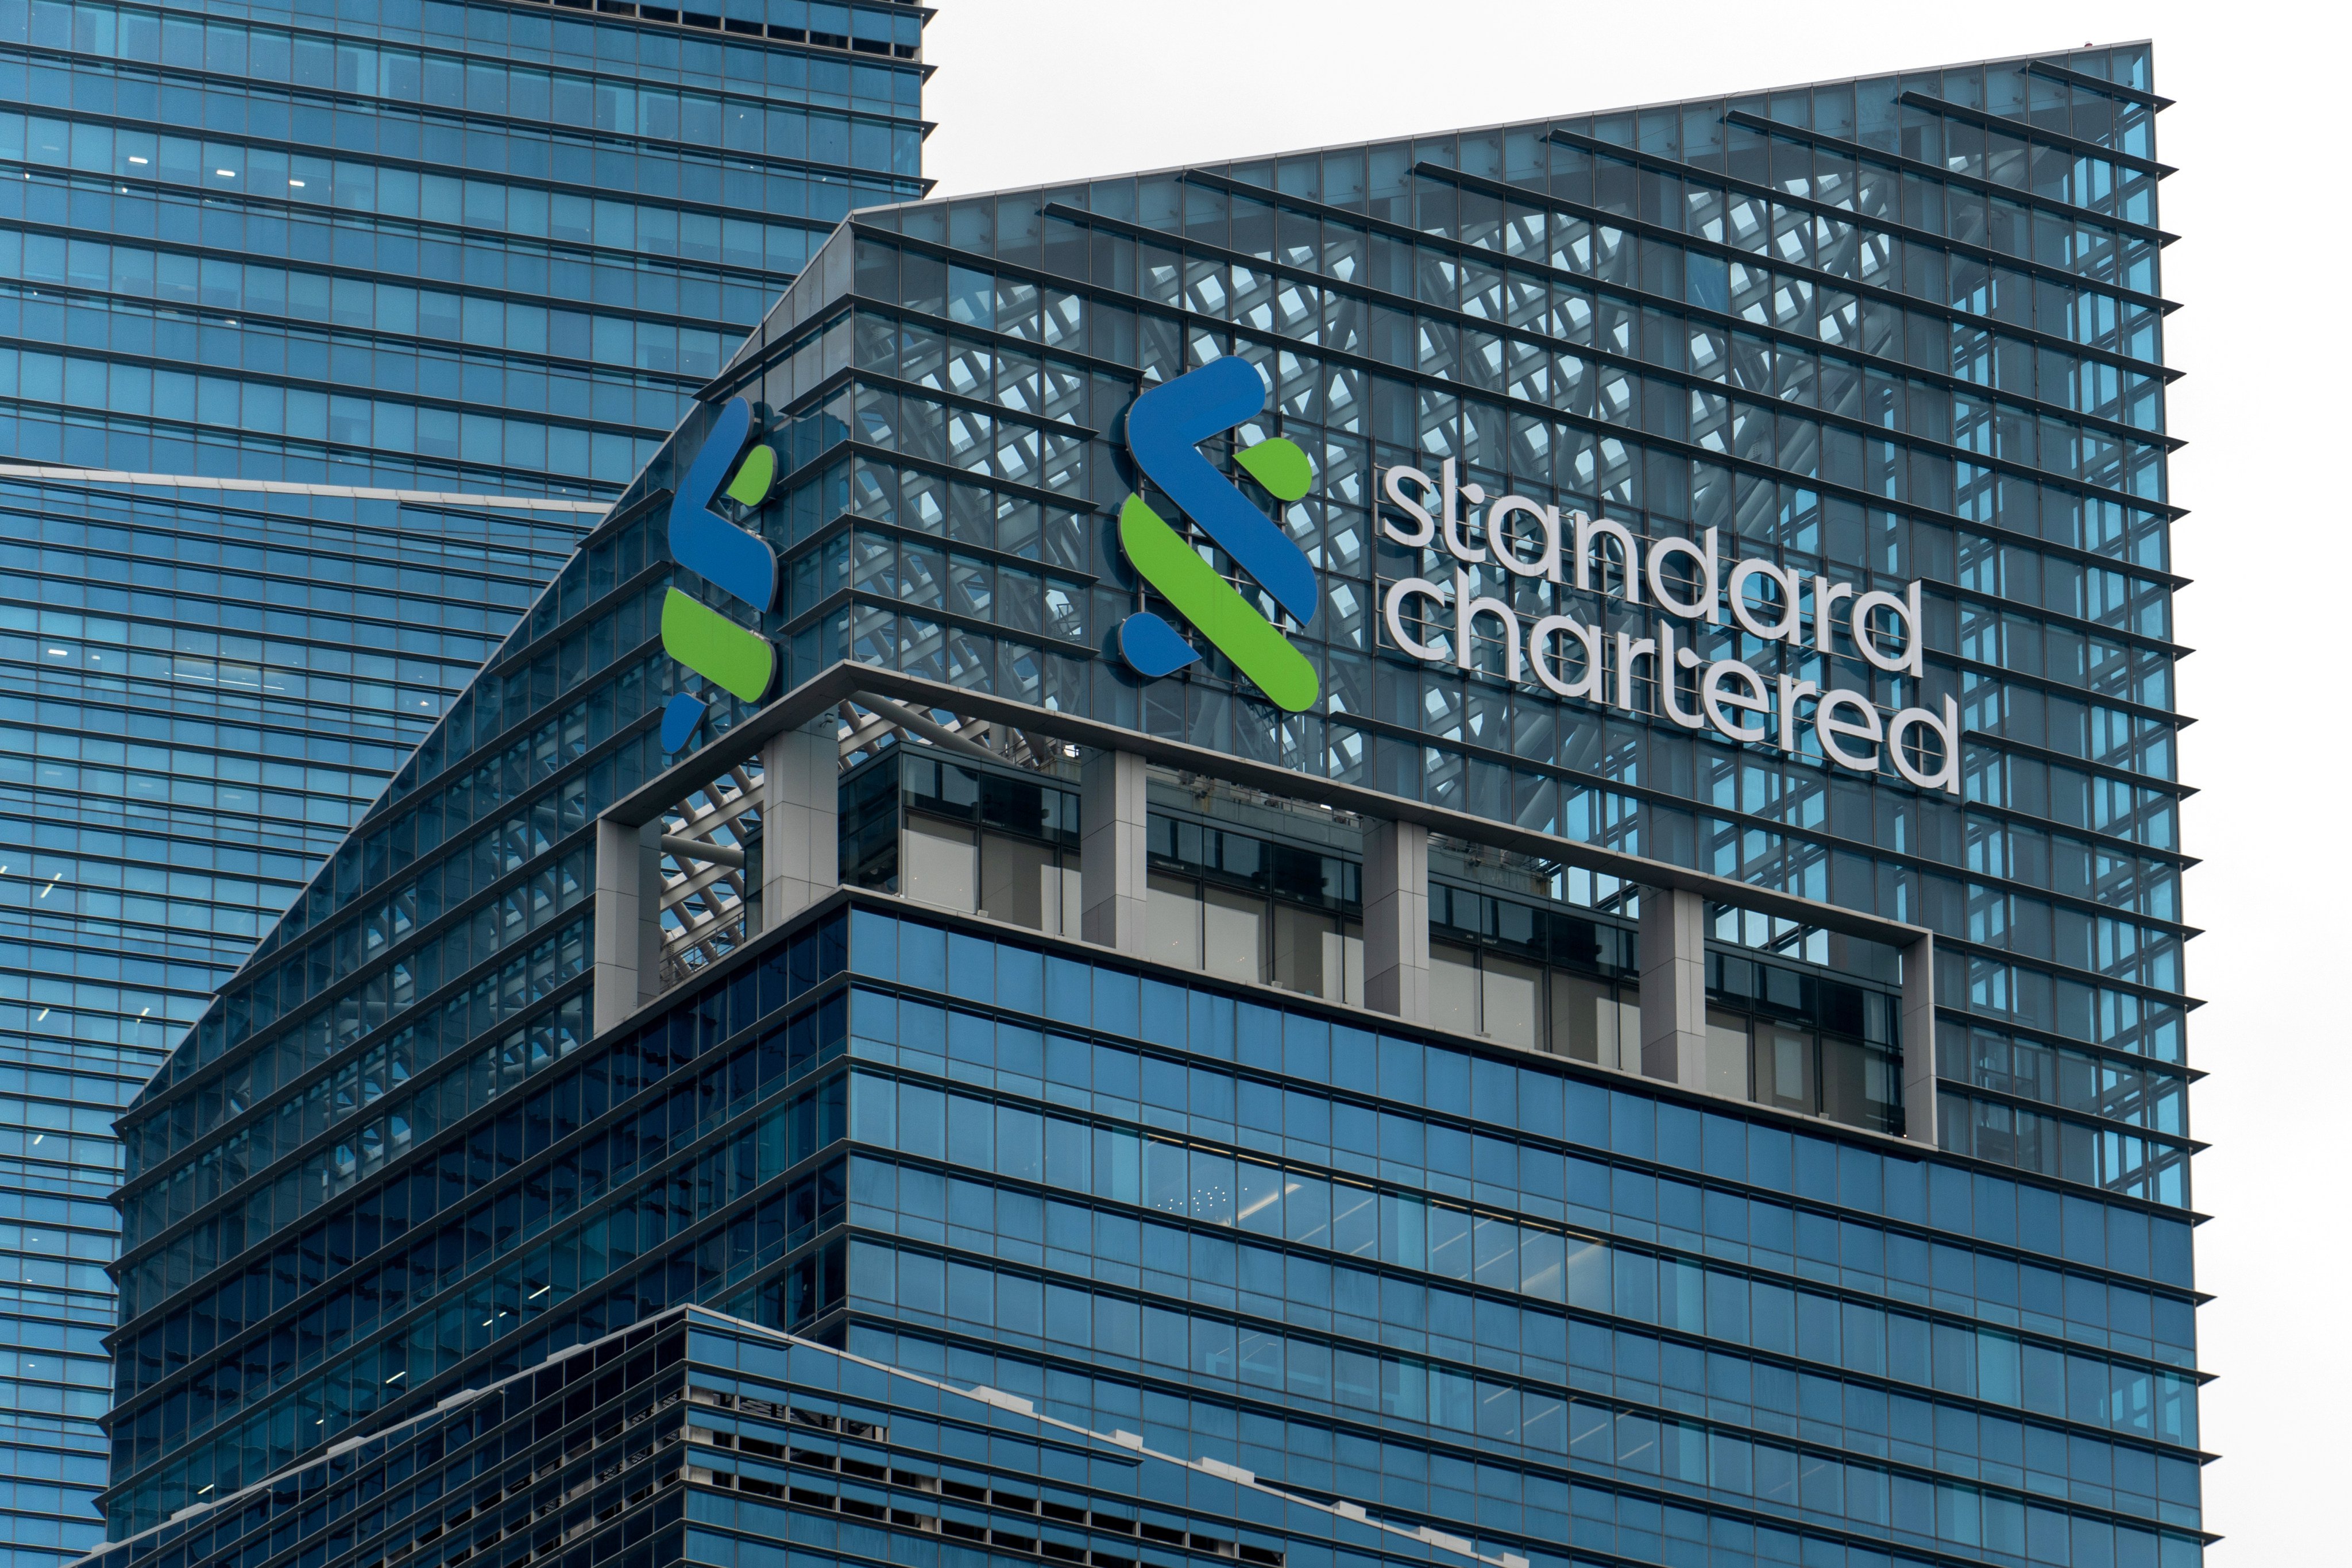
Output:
1115,357,1320,713
660,396,778,752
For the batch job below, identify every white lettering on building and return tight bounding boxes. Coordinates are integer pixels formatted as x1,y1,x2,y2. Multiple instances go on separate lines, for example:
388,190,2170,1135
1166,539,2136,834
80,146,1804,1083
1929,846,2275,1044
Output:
1377,461,1959,793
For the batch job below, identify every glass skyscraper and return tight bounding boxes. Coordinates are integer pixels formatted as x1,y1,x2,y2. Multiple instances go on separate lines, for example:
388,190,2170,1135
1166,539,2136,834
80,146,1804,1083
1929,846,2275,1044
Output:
0,479,588,1568
0,0,930,1558
92,39,2200,1568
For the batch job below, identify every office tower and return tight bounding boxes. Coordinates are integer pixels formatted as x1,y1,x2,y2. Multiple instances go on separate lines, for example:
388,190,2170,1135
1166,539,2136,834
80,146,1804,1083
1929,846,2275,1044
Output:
95,41,2200,1568
0,0,931,1558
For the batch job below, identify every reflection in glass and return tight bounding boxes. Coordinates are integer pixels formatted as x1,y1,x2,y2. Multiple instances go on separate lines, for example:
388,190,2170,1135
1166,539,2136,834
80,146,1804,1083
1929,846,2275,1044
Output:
1755,1025,1816,1113
1822,1034,1901,1133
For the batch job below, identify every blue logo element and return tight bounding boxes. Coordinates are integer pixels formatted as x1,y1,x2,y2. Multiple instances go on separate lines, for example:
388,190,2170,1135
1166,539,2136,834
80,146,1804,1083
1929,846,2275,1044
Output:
659,397,779,752
1114,358,1319,711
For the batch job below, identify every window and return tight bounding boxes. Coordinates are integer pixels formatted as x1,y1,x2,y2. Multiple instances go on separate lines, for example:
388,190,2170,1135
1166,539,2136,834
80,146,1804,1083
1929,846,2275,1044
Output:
1696,1006,1903,1133
1430,943,1478,1034
1426,876,1643,1061
1147,873,1356,998
878,755,1080,934
1436,946,1639,1060
1551,973,1640,1069
1821,1033,1901,1130
1752,1021,1815,1114
1271,903,1360,1005
902,817,975,914
1202,885,1266,983
1145,810,1361,1003
1705,1007,1752,1098
1146,872,1201,969
1706,951,1902,1133
977,831,1076,936
1481,955,1542,1049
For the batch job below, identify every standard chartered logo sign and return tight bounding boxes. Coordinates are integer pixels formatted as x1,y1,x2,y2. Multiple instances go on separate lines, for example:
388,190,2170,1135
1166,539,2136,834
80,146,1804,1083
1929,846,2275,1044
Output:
659,396,779,752
1378,462,1961,793
646,379,1948,794
1115,358,1320,712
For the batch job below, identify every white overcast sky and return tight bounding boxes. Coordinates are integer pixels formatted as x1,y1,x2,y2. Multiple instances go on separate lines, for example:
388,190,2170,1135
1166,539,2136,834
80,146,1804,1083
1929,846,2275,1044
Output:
919,3,2342,1560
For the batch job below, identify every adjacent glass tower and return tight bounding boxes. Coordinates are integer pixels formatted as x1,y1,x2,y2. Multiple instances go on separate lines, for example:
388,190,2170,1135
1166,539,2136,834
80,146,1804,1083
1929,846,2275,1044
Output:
0,0,930,1559
95,41,2202,1568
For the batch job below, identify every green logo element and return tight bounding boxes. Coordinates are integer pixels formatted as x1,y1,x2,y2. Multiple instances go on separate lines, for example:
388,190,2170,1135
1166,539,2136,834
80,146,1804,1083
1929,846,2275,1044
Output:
1115,358,1320,712
659,397,779,752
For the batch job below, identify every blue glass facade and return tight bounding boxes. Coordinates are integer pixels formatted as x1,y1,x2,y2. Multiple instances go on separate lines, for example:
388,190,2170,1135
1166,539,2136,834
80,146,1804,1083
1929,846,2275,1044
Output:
831,907,2200,1562
95,891,2207,1568
0,474,591,1568
1,0,930,1557
0,0,926,492
731,47,2183,1201
94,39,2198,1568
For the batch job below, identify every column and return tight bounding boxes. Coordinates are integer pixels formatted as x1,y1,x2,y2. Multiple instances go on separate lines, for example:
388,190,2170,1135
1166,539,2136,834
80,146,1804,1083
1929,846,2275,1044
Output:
1900,932,1940,1146
1362,820,1430,1023
591,817,664,1034
1637,885,1708,1090
1080,748,1149,953
760,718,839,929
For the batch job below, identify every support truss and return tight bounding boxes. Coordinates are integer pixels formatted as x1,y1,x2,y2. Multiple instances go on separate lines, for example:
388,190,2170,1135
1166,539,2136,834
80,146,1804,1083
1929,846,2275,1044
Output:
654,760,763,989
